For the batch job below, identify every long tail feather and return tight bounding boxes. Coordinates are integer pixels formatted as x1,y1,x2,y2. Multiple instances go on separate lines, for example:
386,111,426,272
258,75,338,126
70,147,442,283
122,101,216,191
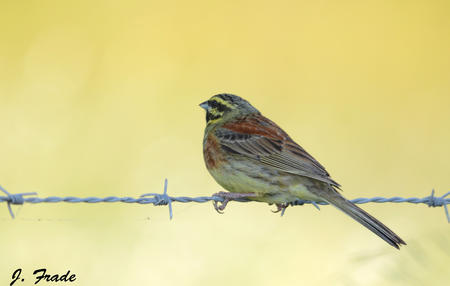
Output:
316,189,406,249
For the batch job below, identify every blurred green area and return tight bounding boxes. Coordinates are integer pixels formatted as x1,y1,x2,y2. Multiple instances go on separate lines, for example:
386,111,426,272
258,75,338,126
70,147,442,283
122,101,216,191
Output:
0,1,449,285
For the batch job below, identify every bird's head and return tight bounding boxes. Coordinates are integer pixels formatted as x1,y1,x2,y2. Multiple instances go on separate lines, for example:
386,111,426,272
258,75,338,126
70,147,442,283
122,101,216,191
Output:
199,93,260,125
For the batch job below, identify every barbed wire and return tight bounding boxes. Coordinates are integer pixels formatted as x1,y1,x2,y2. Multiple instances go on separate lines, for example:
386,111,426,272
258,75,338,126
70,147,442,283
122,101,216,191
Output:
0,180,449,222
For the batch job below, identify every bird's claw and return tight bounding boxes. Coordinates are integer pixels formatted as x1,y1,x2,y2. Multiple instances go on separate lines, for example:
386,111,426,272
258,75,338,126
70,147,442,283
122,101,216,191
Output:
272,203,289,214
212,191,256,214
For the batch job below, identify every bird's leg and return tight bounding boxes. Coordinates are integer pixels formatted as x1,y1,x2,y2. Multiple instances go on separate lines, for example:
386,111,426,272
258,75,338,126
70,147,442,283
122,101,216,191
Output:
212,191,256,214
271,203,289,214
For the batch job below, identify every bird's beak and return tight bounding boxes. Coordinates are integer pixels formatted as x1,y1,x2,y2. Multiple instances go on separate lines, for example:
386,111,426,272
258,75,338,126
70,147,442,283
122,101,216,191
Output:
199,101,209,110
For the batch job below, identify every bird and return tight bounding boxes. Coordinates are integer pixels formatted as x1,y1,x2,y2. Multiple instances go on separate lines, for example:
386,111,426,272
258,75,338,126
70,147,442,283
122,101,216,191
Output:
200,93,406,249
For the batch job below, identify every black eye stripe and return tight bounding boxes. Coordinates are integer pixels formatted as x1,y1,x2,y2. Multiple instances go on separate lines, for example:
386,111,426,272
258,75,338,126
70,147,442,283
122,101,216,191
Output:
208,100,232,112
209,100,219,108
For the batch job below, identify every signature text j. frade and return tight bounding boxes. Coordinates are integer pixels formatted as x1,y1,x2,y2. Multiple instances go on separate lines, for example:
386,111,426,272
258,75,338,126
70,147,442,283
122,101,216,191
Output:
11,268,76,285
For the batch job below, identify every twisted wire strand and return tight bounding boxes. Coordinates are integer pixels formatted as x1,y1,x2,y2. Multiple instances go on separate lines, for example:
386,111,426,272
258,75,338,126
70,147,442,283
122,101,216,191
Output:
1,181,449,222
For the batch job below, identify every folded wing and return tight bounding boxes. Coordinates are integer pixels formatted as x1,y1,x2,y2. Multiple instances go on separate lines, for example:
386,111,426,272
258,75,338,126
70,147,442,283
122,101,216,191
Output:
217,115,340,188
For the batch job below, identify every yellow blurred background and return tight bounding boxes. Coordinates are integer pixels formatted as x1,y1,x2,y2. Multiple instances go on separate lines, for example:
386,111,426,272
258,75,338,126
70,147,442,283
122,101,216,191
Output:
1,0,449,285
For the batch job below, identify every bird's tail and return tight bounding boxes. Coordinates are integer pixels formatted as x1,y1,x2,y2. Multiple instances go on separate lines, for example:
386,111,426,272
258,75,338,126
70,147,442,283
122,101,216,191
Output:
316,189,406,249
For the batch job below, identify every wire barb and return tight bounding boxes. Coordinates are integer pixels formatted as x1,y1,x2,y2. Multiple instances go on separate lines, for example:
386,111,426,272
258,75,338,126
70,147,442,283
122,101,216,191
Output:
141,178,173,219
427,189,450,222
0,185,37,219
0,181,449,222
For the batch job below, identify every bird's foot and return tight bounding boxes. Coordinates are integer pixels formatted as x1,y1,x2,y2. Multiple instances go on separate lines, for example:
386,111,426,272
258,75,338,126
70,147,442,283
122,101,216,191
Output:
271,203,289,215
212,191,256,214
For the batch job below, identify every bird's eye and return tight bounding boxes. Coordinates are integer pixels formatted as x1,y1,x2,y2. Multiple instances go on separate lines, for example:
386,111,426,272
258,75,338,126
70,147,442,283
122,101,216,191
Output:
209,100,219,109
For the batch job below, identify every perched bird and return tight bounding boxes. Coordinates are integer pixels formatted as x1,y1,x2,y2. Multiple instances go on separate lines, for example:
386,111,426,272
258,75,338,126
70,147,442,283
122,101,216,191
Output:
200,93,406,249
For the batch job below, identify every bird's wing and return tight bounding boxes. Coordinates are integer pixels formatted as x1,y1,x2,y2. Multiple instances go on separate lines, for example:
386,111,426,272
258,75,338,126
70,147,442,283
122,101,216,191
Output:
216,114,340,187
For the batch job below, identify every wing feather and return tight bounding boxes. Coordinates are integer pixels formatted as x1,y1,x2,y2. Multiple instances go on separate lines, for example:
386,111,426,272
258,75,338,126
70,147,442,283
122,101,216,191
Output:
216,115,340,187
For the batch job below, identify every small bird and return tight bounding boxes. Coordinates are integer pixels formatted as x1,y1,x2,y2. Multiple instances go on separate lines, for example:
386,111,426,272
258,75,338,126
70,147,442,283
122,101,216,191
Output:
200,93,406,249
